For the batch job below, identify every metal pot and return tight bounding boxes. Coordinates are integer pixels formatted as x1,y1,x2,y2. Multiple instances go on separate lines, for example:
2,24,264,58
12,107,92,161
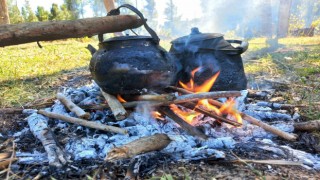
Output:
89,4,177,95
170,27,248,91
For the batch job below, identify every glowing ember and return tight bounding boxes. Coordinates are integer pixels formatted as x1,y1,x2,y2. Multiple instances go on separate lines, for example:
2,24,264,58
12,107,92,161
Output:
174,67,243,126
116,95,126,103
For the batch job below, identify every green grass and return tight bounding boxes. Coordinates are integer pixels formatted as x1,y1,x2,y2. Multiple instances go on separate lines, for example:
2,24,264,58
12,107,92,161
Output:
244,36,320,119
1,36,320,120
0,39,94,107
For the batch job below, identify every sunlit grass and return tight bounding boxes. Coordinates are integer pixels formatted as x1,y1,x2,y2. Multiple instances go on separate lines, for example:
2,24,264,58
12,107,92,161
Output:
244,36,320,119
0,39,95,107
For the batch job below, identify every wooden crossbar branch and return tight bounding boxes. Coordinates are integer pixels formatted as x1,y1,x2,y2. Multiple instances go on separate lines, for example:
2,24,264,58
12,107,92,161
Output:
0,15,144,47
168,86,298,141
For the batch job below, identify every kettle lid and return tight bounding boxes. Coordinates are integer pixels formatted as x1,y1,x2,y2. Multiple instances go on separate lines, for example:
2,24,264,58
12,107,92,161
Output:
103,35,153,43
171,27,223,44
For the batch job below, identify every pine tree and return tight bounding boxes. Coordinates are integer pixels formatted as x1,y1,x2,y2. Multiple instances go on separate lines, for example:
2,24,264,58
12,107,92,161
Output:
21,7,27,21
9,5,23,23
35,6,49,21
144,0,158,28
25,0,37,22
49,3,60,20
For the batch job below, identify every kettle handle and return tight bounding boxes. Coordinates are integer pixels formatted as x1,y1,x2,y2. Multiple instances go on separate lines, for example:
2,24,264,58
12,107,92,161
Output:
99,4,160,45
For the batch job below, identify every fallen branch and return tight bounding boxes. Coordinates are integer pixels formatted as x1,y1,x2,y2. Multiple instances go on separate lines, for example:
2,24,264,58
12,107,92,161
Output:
256,101,307,110
101,89,127,120
168,86,297,141
159,106,208,140
0,15,144,47
27,113,67,168
57,93,90,119
181,102,242,127
294,120,320,131
105,134,171,161
38,110,127,134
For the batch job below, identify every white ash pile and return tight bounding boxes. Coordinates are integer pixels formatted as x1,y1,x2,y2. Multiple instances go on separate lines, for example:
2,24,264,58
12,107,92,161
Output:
13,82,320,171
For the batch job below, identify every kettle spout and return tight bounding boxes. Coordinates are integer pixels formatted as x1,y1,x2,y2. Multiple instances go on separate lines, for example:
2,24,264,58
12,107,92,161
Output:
86,44,97,55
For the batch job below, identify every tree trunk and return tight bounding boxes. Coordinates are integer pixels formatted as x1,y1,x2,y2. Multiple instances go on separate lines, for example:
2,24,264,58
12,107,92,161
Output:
0,0,10,24
0,15,143,47
260,0,272,37
277,0,292,37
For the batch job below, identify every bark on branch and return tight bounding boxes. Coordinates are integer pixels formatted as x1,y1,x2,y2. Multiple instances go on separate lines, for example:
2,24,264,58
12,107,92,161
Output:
105,134,171,161
57,93,90,119
37,110,127,134
0,15,144,47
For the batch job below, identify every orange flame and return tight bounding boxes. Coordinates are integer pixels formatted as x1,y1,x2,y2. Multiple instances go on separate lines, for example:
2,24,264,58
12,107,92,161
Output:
116,94,127,103
179,68,220,93
170,104,200,125
173,67,242,126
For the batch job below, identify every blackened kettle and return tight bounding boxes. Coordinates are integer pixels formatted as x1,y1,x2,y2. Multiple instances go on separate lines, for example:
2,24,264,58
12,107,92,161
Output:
170,27,248,91
89,4,177,95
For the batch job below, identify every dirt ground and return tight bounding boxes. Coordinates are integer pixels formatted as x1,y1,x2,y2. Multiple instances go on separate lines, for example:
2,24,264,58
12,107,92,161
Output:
1,47,320,179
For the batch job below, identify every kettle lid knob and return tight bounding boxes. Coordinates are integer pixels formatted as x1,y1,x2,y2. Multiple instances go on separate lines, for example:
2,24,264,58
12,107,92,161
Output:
190,27,201,35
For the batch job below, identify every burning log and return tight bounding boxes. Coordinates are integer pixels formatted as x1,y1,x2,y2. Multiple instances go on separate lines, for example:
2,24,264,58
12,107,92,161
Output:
0,15,144,47
57,93,90,119
27,113,67,168
101,89,127,120
159,106,208,140
37,110,127,134
168,86,298,141
105,134,171,161
294,120,320,131
181,102,242,127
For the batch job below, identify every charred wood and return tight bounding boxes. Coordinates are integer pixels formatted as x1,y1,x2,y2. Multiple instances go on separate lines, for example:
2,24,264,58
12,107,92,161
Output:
101,89,127,120
168,86,298,141
105,134,171,161
159,106,208,140
181,102,242,127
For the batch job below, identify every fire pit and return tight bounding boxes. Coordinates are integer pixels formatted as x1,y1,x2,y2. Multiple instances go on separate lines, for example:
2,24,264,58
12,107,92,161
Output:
7,71,318,179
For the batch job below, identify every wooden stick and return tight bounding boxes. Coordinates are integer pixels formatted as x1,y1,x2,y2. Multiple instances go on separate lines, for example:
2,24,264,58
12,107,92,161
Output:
175,91,241,102
80,91,240,111
57,93,90,119
256,101,308,110
159,106,208,140
181,102,242,127
168,86,297,141
105,134,171,161
294,120,320,131
132,93,176,102
37,110,127,134
101,89,127,121
0,15,144,47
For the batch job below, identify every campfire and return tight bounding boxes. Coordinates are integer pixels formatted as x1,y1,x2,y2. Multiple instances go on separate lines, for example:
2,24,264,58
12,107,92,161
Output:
7,65,318,178
1,2,319,179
